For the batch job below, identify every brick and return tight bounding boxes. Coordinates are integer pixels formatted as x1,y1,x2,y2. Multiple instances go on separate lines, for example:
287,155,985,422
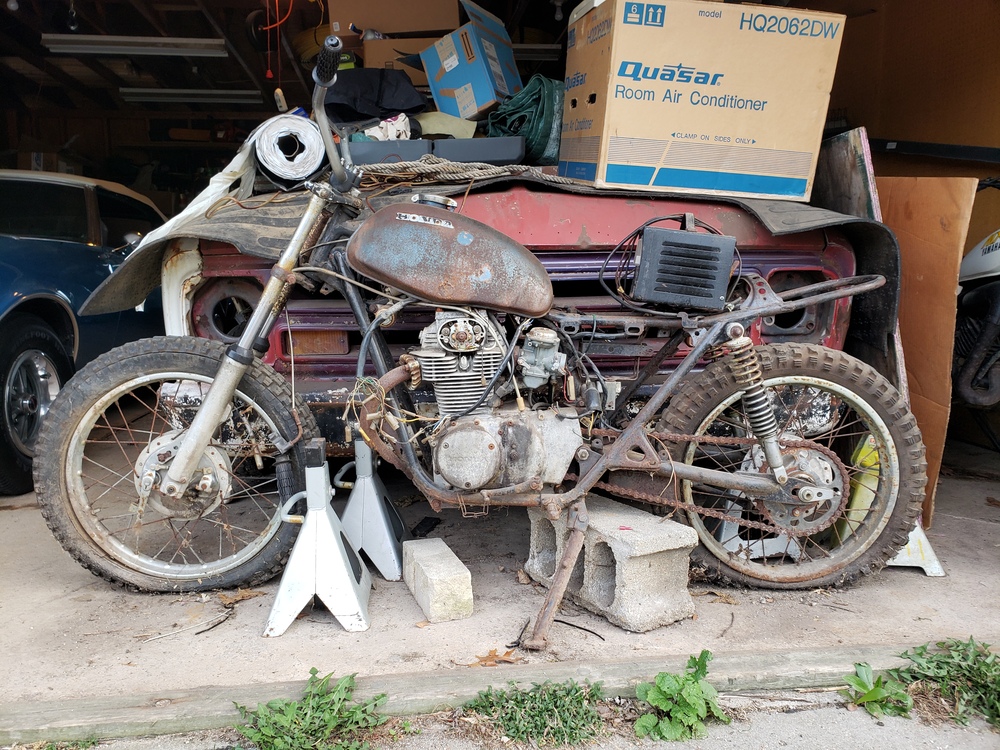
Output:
402,538,474,623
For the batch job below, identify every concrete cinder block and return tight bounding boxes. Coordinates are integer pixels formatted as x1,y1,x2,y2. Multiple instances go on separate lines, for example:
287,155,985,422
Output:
402,538,474,622
525,495,698,632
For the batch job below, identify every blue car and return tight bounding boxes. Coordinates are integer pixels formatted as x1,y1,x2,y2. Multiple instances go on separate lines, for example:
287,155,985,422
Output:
0,170,166,494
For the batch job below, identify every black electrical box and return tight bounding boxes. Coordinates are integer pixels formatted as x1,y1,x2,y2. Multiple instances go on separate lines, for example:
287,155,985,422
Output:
632,227,737,311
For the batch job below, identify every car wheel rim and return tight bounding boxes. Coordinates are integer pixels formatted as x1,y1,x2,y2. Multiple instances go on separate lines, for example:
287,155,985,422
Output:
5,349,61,457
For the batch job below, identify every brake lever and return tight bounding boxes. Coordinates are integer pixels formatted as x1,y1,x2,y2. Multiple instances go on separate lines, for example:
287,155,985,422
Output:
311,35,362,193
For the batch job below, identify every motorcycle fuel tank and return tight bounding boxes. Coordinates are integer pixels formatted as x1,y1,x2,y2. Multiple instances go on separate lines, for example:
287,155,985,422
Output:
347,202,554,317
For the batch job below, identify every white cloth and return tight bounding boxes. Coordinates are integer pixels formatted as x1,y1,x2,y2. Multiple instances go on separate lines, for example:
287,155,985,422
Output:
135,114,325,253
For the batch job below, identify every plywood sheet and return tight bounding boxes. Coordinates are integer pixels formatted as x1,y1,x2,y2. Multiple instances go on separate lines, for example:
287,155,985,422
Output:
875,176,978,524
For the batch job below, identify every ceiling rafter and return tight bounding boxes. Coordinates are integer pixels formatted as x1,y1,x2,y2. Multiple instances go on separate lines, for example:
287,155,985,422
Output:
0,28,110,107
0,59,71,109
194,0,267,99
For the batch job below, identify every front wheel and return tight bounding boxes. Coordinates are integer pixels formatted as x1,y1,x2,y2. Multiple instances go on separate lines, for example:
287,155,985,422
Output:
33,336,319,592
659,343,927,589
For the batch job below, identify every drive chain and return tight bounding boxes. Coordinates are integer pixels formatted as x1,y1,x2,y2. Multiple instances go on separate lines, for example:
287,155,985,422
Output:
583,428,852,537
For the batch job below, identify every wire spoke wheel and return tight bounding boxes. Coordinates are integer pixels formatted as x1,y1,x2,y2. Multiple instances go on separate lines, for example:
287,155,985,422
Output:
34,336,319,592
660,343,926,588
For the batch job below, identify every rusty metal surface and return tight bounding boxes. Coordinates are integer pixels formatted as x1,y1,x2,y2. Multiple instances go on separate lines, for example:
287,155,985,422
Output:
457,185,803,251
346,203,554,318
83,180,887,317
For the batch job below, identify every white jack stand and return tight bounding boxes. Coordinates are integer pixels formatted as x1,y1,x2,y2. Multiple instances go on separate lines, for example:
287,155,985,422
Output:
264,439,372,637
887,521,945,576
340,440,407,581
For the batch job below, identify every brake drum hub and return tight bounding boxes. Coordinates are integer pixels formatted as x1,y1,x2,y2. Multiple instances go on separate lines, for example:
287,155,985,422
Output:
134,431,232,519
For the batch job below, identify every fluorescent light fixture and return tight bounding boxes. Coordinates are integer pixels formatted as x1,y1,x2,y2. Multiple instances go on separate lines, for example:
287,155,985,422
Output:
43,34,228,57
120,88,263,104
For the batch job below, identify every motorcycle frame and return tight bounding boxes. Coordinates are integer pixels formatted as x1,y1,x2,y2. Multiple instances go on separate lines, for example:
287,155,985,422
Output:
331,246,883,514
156,178,883,504
146,177,884,648
124,37,893,650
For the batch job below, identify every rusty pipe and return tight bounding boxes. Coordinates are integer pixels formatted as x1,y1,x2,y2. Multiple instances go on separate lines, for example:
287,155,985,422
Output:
522,499,589,651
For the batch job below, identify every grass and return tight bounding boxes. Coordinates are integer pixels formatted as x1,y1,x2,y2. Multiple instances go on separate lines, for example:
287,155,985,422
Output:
234,668,386,750
463,680,605,746
889,637,1000,728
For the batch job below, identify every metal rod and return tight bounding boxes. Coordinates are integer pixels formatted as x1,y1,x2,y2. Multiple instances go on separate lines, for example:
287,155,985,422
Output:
523,499,589,650
164,190,329,492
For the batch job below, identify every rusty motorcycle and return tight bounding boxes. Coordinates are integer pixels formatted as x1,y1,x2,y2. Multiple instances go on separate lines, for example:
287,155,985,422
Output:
33,38,927,648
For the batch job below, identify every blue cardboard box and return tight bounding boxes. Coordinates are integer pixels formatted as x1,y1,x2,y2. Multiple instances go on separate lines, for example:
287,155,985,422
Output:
420,0,522,120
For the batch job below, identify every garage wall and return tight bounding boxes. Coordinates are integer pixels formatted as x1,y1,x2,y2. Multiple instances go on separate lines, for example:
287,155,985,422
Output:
822,0,1000,148
798,0,1000,252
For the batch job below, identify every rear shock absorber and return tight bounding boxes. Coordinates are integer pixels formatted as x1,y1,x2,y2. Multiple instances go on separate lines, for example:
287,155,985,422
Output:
712,323,788,485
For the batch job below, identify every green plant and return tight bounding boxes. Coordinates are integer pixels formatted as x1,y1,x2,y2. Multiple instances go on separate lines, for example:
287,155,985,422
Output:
840,662,913,719
235,667,386,750
888,637,1000,728
464,680,604,746
633,649,730,741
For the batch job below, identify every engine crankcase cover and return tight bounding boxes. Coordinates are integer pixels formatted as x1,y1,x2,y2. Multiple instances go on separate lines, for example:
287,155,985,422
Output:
347,203,553,317
433,407,582,491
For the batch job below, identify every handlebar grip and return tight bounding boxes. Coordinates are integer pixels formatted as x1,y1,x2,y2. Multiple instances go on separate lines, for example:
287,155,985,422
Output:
313,36,343,88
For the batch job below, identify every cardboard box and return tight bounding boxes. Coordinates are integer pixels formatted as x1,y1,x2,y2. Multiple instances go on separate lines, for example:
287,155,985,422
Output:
16,151,81,174
420,0,522,120
877,175,978,524
558,0,845,201
328,0,459,36
363,38,436,86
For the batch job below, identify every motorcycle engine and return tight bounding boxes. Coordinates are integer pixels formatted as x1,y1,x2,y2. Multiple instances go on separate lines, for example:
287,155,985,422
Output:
409,310,583,491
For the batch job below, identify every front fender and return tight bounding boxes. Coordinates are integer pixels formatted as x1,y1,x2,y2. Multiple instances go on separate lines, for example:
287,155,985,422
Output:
80,189,316,315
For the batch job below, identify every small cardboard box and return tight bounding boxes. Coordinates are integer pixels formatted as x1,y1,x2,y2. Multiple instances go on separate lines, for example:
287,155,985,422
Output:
420,0,522,120
362,38,436,86
16,151,81,174
558,0,845,201
328,0,459,36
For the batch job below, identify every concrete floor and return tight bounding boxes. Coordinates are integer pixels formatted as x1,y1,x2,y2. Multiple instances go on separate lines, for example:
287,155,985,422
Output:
1,439,999,746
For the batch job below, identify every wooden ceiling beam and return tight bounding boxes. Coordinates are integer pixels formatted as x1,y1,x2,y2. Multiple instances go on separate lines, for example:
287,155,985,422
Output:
0,29,109,107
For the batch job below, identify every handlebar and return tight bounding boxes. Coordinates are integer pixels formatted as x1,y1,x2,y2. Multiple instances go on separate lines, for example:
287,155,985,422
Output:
310,35,361,192
313,35,342,89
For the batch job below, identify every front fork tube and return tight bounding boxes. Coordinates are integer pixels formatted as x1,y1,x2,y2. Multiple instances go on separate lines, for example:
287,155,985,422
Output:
162,188,332,496
721,323,788,485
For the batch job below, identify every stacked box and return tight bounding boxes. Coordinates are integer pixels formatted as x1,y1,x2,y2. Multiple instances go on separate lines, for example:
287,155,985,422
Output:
558,0,845,201
420,0,522,120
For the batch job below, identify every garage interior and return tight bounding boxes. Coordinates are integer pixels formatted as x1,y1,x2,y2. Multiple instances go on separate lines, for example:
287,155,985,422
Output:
1,0,999,744
2,0,997,524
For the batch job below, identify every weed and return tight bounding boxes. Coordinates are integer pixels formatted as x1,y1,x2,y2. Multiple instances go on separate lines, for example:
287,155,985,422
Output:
633,649,730,741
840,662,913,719
234,667,386,750
888,637,1000,728
464,680,604,746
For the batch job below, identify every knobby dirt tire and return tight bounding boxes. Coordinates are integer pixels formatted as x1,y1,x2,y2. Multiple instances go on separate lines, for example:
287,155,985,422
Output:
0,314,73,496
33,336,320,592
659,343,926,589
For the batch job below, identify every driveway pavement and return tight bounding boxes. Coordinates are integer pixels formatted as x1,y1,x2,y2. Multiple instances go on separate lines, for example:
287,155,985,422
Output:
1,440,998,747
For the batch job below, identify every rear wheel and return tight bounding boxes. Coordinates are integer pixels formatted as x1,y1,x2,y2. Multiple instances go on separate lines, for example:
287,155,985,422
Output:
0,314,73,495
33,336,319,591
659,343,926,588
